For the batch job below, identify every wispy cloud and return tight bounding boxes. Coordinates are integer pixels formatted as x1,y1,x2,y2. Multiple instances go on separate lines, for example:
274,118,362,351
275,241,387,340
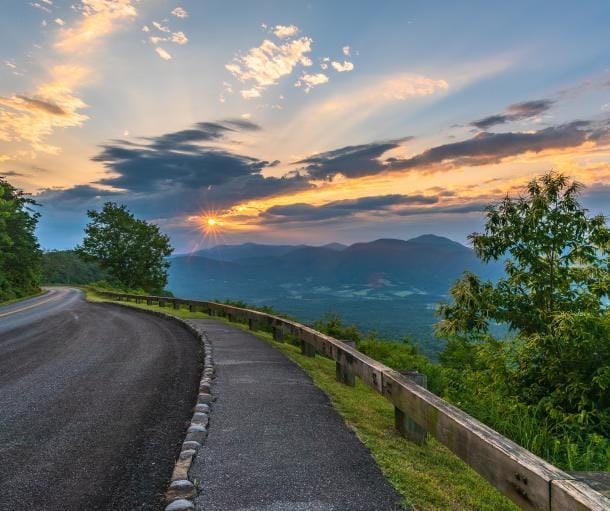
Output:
471,99,555,130
295,72,329,92
55,0,137,52
0,65,90,154
155,47,172,60
147,16,189,58
224,24,357,100
272,24,299,38
226,34,314,98
387,120,605,172
261,193,439,223
171,7,188,18
331,60,354,72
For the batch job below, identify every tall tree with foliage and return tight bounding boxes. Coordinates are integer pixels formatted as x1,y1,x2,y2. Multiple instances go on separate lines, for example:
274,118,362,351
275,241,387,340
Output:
437,172,609,432
77,202,173,293
0,178,42,302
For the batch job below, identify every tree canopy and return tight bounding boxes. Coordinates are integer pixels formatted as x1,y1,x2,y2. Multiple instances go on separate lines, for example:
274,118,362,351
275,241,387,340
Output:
0,178,42,302
437,172,609,433
76,202,173,293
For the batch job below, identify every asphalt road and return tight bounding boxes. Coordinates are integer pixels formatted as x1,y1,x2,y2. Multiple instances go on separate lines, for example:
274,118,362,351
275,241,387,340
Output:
189,319,405,511
0,288,201,511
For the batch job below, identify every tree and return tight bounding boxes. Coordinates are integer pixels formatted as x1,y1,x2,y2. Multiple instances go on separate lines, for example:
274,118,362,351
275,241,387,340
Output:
437,172,609,430
0,178,42,302
76,203,173,293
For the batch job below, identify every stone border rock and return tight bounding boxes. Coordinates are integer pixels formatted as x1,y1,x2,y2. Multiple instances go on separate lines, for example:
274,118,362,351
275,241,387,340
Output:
99,302,214,511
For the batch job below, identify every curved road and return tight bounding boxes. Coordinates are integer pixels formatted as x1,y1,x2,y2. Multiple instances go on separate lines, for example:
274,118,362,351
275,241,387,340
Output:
0,288,201,510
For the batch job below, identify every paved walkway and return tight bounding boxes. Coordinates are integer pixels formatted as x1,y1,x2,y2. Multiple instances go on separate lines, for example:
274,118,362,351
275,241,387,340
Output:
188,319,405,511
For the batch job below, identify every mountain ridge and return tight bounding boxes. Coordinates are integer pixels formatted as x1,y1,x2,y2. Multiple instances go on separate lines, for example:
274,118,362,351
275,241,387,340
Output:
167,234,503,355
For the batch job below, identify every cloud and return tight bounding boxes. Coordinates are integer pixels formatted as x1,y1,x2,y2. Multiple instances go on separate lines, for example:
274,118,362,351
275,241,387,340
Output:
0,65,89,154
226,36,313,97
471,99,555,130
295,72,329,92
170,31,188,45
273,24,299,38
55,0,137,52
155,47,172,60
260,193,440,223
54,18,65,26
13,96,68,116
331,60,354,72
38,120,312,221
386,120,602,172
290,118,610,182
37,184,121,209
393,203,487,217
241,87,261,99
171,6,188,18
30,2,52,13
296,140,408,180
152,21,171,33
342,46,350,56
90,120,277,194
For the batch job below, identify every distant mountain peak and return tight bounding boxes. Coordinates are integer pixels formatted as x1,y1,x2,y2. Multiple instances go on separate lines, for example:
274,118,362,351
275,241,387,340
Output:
407,234,466,247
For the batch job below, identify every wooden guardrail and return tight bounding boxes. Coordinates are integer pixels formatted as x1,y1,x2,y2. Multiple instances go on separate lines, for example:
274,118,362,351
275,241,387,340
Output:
100,290,610,511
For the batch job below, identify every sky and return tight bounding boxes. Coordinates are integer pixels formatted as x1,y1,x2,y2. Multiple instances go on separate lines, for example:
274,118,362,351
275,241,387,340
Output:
1,0,609,253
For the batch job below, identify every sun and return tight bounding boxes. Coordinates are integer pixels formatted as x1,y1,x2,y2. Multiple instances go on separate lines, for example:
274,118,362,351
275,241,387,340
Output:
207,217,217,227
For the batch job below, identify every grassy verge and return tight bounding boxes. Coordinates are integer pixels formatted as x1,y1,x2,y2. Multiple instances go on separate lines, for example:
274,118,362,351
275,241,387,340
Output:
0,288,48,308
86,289,517,511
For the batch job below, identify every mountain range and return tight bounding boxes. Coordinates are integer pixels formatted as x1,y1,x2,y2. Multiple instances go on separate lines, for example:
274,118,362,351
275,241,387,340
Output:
168,235,503,356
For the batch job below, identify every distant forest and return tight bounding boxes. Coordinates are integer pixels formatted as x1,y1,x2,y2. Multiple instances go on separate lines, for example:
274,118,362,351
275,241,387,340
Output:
42,250,107,285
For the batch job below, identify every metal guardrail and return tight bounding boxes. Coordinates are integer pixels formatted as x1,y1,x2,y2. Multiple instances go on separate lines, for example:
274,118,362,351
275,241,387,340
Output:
100,290,610,511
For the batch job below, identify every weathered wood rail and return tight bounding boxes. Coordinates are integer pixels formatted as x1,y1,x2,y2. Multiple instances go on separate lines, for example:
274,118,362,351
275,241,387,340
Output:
101,290,610,511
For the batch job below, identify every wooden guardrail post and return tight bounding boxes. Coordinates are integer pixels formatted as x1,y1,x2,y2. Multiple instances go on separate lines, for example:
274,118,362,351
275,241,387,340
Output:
248,318,258,330
395,371,428,445
146,297,152,305
336,340,356,386
173,300,180,310
301,340,316,357
159,298,166,307
189,303,196,312
272,326,284,342
135,297,142,304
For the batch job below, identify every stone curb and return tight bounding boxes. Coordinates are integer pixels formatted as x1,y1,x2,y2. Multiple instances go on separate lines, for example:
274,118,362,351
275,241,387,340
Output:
100,301,214,511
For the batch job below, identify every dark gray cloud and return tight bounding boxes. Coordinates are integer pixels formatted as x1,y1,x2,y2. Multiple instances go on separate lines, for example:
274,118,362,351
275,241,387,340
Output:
296,139,410,180
15,95,68,116
472,99,555,130
92,120,269,192
394,203,487,216
37,119,312,220
471,99,554,130
36,185,121,210
261,193,438,223
387,121,596,171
